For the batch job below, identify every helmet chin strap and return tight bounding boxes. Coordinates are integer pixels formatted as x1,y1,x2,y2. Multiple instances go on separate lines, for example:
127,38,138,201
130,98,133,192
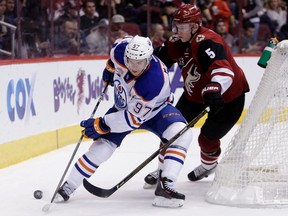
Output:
189,23,200,42
139,60,150,75
188,31,194,42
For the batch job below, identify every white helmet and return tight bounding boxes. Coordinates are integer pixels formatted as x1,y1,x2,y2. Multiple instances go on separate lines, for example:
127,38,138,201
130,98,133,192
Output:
124,35,153,67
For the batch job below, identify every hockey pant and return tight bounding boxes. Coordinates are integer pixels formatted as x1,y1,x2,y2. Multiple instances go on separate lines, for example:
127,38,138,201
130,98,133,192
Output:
65,122,192,189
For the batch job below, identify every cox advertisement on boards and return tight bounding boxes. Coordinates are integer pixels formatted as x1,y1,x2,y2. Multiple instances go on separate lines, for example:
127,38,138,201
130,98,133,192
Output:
0,56,263,144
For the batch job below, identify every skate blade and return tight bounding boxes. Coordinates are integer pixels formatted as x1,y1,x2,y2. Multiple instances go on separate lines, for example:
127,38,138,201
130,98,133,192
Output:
53,194,65,203
152,196,184,208
143,182,157,189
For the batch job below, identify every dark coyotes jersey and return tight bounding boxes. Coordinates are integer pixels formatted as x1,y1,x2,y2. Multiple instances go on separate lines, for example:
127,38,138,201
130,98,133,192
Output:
155,26,250,103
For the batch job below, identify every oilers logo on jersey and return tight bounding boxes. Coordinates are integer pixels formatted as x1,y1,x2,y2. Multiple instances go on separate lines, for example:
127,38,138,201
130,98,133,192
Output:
114,80,127,109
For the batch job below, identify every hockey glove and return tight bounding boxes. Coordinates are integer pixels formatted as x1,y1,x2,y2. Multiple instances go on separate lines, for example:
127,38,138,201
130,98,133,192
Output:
102,59,115,86
80,117,110,139
202,82,224,116
102,68,114,86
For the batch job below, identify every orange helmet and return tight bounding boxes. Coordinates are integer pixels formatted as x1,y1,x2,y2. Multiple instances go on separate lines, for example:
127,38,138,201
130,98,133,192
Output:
173,4,202,24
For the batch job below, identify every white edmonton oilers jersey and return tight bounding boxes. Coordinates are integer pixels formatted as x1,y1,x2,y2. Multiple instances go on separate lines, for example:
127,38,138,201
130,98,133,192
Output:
103,36,172,133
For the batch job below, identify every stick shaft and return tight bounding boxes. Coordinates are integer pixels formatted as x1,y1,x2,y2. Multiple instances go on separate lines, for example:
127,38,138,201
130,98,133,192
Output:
47,83,109,205
83,107,209,198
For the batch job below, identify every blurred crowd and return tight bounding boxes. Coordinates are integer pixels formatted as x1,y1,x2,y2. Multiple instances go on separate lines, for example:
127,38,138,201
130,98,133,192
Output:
0,0,287,59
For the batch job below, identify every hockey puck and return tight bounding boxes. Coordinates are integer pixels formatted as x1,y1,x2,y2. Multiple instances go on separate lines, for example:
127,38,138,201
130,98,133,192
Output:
34,190,43,199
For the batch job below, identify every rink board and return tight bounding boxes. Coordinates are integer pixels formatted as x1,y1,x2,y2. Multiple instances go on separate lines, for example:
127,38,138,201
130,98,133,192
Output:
0,55,260,168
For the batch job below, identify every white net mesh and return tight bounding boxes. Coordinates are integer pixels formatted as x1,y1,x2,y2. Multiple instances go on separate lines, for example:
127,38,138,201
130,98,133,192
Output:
206,40,288,207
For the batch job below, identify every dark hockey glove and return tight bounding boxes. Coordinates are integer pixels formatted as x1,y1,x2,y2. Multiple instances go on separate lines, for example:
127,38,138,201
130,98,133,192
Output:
102,68,114,86
202,82,224,116
80,117,110,139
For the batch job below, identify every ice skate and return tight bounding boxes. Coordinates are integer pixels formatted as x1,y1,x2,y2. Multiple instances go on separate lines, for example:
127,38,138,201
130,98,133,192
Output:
187,163,217,181
54,181,75,203
143,169,159,189
152,176,185,208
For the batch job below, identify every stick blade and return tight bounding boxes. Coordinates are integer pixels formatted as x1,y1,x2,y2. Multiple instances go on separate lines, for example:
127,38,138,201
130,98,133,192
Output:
42,203,51,212
83,179,117,198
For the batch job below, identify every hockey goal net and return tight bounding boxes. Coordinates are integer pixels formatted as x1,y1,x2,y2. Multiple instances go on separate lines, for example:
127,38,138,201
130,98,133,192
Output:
206,40,288,207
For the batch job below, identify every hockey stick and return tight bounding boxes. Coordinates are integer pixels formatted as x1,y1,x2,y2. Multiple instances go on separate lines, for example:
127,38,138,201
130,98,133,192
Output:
42,83,109,212
83,106,210,198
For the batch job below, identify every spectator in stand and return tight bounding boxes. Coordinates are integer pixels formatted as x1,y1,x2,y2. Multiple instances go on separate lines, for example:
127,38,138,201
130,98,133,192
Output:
110,14,128,44
55,1,77,30
265,0,287,33
4,0,16,24
135,0,163,36
205,0,234,33
80,0,99,37
24,27,51,58
242,0,264,43
20,0,50,50
136,0,163,24
96,0,118,19
277,23,288,41
225,0,241,36
214,18,238,54
241,20,262,54
54,19,88,55
0,0,14,59
43,0,68,21
116,1,142,23
195,0,213,27
149,23,166,49
112,0,131,19
85,18,109,56
227,0,239,21
161,1,177,34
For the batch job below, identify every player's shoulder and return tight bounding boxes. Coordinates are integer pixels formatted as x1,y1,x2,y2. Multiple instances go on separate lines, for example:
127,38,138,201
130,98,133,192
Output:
194,26,223,44
165,34,189,59
139,56,166,87
134,58,166,101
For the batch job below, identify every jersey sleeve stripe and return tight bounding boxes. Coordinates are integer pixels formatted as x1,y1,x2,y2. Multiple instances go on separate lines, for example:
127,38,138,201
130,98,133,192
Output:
129,112,142,127
124,110,141,130
211,68,234,78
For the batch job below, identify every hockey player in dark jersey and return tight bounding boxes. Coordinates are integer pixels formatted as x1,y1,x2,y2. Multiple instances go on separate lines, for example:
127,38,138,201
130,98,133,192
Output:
143,3,250,188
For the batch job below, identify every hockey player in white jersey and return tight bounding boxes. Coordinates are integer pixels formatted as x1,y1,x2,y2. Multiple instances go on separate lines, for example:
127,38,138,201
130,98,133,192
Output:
54,35,193,208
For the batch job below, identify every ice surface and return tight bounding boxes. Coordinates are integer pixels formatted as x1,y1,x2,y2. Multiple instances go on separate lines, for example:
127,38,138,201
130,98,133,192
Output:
1,127,287,216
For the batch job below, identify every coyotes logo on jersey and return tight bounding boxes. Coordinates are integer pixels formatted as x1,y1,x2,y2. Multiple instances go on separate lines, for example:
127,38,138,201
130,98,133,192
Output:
184,63,200,96
196,34,205,43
